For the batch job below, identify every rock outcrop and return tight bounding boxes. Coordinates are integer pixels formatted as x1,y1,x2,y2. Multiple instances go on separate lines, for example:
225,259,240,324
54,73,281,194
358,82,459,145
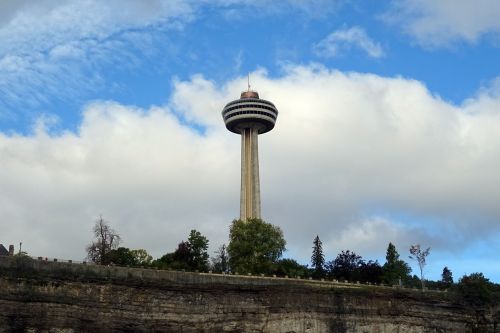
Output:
0,256,497,332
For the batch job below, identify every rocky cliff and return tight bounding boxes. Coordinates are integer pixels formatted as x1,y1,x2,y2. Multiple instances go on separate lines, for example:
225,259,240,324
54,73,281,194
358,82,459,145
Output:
0,256,497,333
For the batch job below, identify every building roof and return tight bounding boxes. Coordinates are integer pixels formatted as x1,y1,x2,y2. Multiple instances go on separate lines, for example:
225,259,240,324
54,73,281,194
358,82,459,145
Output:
0,244,8,256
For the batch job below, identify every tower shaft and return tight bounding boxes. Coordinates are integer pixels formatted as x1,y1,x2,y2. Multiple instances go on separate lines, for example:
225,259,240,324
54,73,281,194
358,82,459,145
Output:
240,127,261,220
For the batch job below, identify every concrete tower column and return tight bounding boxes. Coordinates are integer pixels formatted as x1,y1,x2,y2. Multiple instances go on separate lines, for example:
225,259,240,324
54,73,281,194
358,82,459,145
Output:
240,127,261,220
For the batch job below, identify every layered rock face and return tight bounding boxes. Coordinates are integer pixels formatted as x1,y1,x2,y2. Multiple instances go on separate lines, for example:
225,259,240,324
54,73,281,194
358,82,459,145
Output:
0,256,497,333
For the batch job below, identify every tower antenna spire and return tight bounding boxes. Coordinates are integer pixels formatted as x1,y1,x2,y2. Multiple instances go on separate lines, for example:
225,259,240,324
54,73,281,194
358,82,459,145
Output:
247,73,251,92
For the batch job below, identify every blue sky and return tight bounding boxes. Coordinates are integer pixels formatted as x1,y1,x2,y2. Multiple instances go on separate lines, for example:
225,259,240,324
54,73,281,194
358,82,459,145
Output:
1,0,500,283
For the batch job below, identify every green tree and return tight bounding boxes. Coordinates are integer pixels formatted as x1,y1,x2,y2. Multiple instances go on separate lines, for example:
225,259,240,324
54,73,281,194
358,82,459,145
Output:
409,244,431,290
228,218,286,275
311,235,325,278
326,250,363,282
130,249,153,266
359,260,384,284
108,247,135,266
153,241,191,270
457,273,493,306
108,248,153,267
441,266,453,287
274,258,310,278
382,242,411,285
152,230,209,272
86,216,121,265
187,229,209,272
152,253,175,270
211,244,229,273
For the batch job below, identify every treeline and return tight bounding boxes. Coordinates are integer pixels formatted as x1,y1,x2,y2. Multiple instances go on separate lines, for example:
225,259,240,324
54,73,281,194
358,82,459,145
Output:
85,217,499,305
311,239,428,288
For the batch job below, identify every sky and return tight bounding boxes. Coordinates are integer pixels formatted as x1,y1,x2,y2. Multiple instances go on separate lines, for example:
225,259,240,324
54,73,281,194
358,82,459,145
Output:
1,0,500,283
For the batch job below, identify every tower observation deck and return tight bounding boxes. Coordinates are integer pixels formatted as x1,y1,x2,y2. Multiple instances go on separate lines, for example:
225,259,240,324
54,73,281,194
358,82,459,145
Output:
222,90,278,221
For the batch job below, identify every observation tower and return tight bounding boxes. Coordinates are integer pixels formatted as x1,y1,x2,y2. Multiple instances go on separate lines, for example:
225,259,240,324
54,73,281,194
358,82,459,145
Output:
222,87,278,221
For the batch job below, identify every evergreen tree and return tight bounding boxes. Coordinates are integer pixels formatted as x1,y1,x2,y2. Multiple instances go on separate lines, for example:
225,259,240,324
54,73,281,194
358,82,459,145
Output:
441,266,453,287
386,242,398,263
382,242,411,285
311,235,325,278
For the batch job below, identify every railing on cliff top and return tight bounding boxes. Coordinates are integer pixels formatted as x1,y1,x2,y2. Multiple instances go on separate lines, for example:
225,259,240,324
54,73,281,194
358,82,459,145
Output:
0,255,446,293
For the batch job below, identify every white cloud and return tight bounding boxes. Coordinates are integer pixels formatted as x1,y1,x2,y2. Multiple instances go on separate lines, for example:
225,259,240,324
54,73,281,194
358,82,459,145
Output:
0,0,194,55
0,0,344,120
1,66,500,279
0,100,238,260
0,1,195,118
385,0,500,47
326,218,421,258
215,0,342,18
313,26,384,58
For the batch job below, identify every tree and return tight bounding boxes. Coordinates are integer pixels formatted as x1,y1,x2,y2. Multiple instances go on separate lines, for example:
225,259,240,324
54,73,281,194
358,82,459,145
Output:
211,244,229,273
86,216,121,265
382,242,411,285
108,247,135,266
386,242,398,263
441,266,453,287
187,229,209,272
152,252,176,270
457,273,493,306
409,244,431,290
311,235,325,278
173,241,191,264
359,260,384,284
153,241,190,270
274,258,310,278
326,250,363,282
108,247,152,267
130,249,153,266
152,230,209,272
228,218,286,275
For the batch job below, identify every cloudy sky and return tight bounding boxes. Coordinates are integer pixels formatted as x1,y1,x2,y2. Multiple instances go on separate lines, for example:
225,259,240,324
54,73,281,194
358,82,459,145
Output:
1,0,500,282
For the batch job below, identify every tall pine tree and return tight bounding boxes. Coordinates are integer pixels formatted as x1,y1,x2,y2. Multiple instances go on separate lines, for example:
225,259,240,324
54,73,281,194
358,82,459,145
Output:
311,235,325,278
382,242,411,285
441,266,453,287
